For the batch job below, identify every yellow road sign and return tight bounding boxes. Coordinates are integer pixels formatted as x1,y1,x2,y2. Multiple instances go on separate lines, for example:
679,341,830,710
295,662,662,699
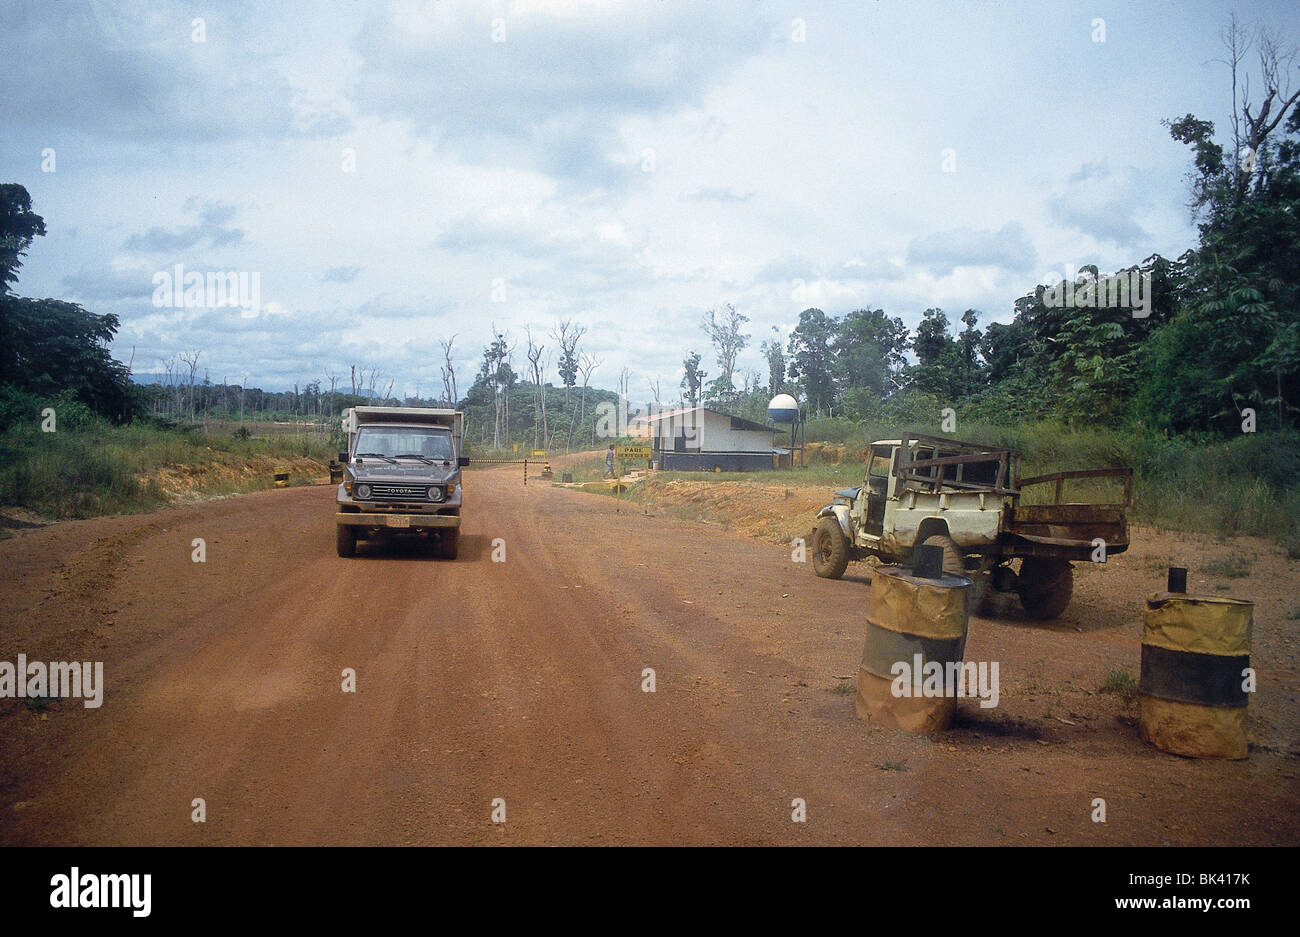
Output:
530,449,547,457
616,445,651,460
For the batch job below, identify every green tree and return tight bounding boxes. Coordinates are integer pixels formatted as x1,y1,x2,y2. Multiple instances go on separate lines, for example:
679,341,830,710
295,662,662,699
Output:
834,307,909,399
908,308,962,400
957,309,985,395
0,184,140,422
0,183,47,294
786,307,838,415
760,326,786,396
1142,26,1300,433
703,303,749,408
980,319,1035,386
681,351,705,406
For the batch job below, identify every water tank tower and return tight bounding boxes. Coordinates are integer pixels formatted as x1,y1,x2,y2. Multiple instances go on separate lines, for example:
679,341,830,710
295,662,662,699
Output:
767,393,799,424
767,394,804,468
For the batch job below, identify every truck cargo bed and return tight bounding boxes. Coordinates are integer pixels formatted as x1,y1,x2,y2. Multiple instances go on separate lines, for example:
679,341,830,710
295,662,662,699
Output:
1006,468,1133,558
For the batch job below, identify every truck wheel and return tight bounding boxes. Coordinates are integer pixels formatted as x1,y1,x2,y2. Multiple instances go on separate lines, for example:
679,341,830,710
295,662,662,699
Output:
920,534,965,578
436,528,459,560
1017,558,1073,619
812,518,849,579
336,524,356,558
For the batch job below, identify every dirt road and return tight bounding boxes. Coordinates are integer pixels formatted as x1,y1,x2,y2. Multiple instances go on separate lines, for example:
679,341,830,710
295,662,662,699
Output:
2,464,1297,845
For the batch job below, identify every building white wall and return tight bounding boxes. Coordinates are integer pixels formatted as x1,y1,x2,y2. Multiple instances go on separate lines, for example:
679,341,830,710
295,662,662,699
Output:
702,410,772,452
651,409,704,452
648,408,772,453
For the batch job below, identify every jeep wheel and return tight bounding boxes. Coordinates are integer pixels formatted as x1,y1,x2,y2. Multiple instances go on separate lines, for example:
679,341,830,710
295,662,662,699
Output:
1016,558,1073,619
336,523,357,558
920,534,965,578
811,518,850,579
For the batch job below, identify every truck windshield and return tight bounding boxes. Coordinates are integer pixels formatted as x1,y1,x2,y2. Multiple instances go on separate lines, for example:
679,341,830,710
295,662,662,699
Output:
355,427,454,461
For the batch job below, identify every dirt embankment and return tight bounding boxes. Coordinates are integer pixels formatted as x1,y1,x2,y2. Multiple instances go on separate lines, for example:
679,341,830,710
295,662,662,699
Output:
646,478,827,544
141,455,330,503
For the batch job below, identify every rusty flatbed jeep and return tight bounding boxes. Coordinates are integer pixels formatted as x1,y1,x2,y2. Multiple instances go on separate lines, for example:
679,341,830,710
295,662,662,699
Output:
810,433,1133,618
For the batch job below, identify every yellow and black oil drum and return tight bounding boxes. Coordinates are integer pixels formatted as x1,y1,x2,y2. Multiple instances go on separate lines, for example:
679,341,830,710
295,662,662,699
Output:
1140,587,1252,759
855,560,973,734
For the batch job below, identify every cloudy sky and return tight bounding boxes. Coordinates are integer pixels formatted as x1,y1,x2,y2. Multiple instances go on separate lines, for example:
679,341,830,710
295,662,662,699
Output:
2,0,1296,399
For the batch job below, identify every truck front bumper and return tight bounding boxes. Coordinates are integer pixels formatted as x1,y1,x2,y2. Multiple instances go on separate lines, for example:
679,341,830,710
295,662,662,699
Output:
336,513,461,529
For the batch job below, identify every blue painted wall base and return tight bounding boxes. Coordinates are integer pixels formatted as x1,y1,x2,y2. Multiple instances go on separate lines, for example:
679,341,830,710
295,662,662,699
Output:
658,451,773,472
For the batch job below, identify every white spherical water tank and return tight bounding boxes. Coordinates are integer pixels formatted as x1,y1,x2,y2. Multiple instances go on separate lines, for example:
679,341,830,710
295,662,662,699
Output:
768,393,799,424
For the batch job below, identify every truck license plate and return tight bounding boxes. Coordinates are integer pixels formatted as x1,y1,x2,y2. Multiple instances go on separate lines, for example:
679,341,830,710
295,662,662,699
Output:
386,516,410,528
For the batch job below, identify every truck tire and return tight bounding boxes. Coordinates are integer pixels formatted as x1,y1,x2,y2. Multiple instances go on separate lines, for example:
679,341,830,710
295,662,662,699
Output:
812,518,849,579
336,523,356,558
920,534,965,578
1017,558,1073,619
436,528,459,560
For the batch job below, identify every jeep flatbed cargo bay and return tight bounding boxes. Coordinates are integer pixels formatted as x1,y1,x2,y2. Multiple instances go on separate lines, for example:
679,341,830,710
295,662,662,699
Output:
335,406,469,559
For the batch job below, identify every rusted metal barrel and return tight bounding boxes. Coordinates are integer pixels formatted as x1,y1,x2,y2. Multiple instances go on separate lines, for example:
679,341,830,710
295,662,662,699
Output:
328,461,344,484
856,550,973,733
1140,569,1252,759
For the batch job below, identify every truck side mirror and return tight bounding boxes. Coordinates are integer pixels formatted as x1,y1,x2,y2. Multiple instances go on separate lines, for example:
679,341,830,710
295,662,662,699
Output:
458,457,470,467
338,451,348,463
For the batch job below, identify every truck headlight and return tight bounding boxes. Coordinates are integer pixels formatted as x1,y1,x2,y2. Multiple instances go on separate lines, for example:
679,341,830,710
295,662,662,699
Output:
427,486,445,502
356,484,371,499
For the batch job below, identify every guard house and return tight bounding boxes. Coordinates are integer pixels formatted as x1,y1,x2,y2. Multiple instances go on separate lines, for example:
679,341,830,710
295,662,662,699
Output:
641,406,778,471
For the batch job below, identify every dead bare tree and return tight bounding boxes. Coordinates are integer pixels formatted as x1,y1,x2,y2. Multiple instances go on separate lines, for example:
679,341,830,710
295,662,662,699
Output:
551,319,587,410
482,328,512,449
180,350,201,422
525,328,549,449
161,356,178,416
577,352,601,448
326,371,339,418
1216,15,1300,205
439,335,458,407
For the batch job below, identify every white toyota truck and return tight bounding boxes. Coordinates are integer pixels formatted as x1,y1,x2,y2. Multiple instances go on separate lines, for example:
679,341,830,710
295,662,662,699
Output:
335,406,468,559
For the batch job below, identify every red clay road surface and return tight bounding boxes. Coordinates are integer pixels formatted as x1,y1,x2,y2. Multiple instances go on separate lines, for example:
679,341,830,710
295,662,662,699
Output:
1,464,1297,845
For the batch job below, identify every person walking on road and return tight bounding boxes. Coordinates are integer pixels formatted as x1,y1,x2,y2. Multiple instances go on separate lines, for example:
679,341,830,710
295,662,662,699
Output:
604,444,616,478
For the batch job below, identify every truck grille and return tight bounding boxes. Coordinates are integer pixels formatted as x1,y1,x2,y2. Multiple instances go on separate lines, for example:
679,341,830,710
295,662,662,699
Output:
369,484,431,501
